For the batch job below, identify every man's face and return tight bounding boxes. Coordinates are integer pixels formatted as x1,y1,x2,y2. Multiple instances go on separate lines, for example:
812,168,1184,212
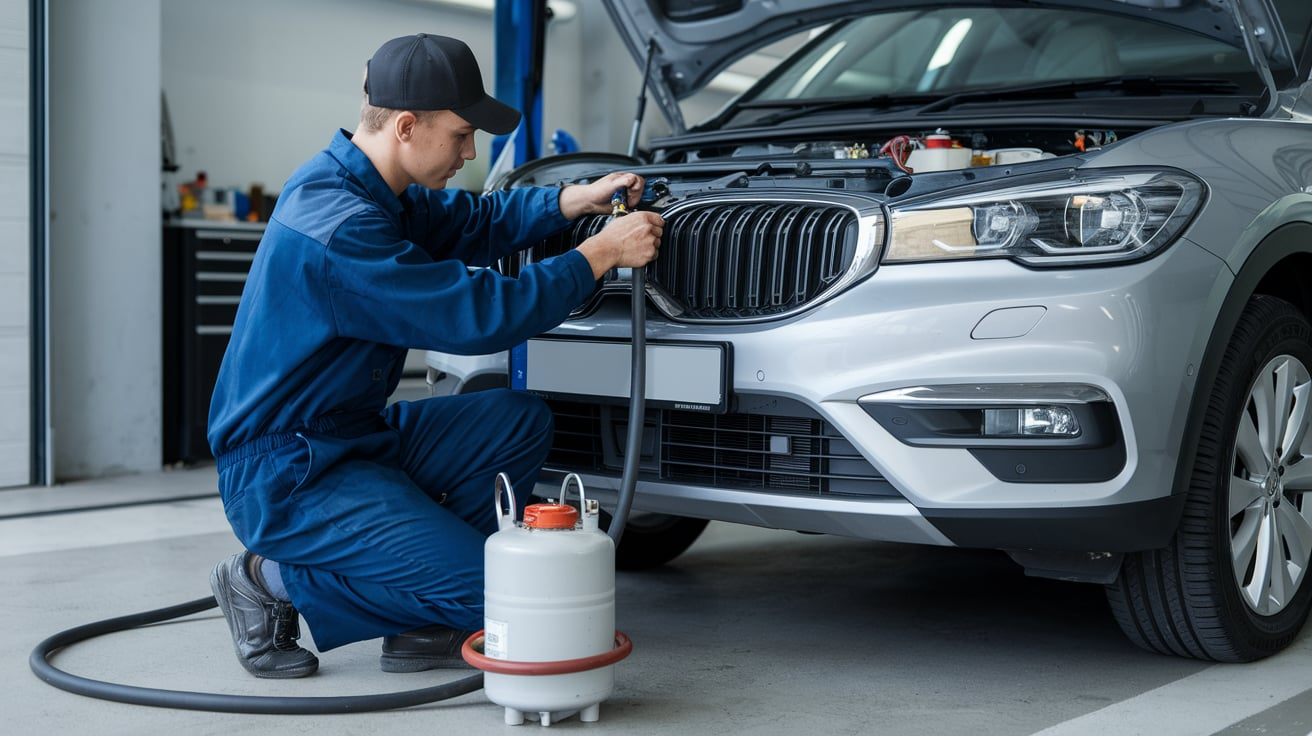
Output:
404,110,477,190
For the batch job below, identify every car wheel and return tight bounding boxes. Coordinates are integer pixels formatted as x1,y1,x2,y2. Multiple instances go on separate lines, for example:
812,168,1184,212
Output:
1107,295,1312,661
599,510,710,571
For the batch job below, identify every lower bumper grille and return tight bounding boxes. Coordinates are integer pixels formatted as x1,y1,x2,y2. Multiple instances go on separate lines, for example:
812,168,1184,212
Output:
545,399,895,498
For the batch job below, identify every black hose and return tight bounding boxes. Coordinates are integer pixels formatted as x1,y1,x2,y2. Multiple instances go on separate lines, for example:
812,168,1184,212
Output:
608,265,646,547
29,595,483,714
608,38,658,544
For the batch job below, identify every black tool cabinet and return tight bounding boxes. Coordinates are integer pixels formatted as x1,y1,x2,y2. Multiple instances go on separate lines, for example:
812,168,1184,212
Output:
162,221,264,465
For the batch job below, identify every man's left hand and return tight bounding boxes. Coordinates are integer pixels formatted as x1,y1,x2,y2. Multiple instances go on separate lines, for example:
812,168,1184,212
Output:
558,172,646,220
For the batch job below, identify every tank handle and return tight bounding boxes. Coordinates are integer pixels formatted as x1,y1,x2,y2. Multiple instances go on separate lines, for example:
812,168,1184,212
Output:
494,472,517,532
558,472,587,513
559,473,603,531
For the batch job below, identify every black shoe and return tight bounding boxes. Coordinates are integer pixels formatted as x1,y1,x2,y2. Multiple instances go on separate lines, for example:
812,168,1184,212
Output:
380,624,476,673
210,552,319,679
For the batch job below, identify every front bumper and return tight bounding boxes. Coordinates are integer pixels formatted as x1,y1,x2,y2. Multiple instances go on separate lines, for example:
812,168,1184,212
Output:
541,468,1187,552
435,238,1228,552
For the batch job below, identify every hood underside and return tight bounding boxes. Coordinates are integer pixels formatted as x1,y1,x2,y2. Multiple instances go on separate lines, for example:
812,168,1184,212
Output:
601,0,1293,133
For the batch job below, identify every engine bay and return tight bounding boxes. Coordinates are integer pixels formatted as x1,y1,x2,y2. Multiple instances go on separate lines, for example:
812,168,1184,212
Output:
502,123,1149,204
663,123,1139,172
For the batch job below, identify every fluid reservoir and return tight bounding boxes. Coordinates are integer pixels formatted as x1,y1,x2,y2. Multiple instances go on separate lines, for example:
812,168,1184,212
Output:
479,473,620,726
905,129,972,172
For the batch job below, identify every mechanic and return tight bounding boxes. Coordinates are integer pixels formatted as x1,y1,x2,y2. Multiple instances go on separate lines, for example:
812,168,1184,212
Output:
205,33,663,679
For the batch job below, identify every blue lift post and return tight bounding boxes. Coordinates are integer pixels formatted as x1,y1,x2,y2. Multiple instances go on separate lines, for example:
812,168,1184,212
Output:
492,0,548,168
495,0,550,393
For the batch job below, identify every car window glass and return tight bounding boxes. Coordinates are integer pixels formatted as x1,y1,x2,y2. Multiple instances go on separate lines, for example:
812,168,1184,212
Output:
751,7,1260,102
1273,0,1312,62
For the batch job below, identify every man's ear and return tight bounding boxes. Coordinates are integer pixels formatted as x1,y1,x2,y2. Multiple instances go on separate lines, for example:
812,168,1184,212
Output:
393,111,418,142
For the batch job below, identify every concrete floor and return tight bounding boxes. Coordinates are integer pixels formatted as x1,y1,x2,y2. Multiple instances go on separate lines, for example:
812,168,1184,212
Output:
5,467,1312,736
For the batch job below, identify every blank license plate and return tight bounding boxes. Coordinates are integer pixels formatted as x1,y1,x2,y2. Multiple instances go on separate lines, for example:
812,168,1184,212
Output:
520,337,729,413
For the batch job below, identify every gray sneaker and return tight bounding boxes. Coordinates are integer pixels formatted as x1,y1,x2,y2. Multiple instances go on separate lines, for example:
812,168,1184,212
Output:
210,552,319,679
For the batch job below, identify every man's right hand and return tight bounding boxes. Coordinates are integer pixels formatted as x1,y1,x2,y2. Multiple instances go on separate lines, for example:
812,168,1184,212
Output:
576,211,664,281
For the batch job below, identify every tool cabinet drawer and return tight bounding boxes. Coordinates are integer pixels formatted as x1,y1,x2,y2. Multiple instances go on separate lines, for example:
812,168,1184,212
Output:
163,222,264,464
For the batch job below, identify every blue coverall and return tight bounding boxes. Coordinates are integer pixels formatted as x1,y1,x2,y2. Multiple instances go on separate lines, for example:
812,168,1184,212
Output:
207,129,597,651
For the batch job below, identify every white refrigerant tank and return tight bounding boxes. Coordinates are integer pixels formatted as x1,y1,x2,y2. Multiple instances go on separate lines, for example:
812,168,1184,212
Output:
471,472,629,726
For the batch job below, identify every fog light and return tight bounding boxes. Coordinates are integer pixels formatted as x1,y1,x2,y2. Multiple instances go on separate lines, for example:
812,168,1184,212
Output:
983,406,1080,437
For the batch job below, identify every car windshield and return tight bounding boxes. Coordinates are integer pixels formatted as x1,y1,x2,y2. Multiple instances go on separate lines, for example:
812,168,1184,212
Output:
740,7,1261,111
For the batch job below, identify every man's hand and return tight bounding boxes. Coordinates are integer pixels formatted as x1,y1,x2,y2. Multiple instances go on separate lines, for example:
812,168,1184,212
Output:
558,172,646,220
576,210,664,281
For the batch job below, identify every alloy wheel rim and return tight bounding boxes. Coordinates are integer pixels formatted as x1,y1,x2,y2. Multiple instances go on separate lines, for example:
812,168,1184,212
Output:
1229,353,1312,616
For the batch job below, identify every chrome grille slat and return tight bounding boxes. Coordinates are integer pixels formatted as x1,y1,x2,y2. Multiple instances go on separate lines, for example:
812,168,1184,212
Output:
820,210,847,280
768,207,800,306
744,205,775,309
704,207,738,311
797,209,825,304
691,210,713,302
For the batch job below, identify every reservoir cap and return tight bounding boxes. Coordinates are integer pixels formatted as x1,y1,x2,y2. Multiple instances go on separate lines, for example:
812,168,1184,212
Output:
522,503,579,529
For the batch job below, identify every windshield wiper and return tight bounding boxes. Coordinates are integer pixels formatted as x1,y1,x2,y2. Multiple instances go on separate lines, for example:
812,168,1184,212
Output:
732,76,1242,125
917,75,1242,113
740,94,938,126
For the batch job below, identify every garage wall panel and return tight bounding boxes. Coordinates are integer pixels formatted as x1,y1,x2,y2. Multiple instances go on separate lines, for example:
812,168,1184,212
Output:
0,120,29,216
0,271,25,326
0,44,25,158
0,384,24,438
49,0,161,480
0,0,27,488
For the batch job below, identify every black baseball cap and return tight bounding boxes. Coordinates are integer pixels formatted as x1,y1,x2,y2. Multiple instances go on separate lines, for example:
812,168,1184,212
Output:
365,33,522,135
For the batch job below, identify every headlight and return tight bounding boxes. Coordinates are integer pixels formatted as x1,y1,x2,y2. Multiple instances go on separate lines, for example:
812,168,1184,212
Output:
884,169,1205,266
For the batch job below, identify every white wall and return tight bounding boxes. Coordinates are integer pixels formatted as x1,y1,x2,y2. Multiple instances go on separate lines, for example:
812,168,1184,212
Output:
0,0,30,488
48,0,162,480
160,0,598,196
156,0,729,194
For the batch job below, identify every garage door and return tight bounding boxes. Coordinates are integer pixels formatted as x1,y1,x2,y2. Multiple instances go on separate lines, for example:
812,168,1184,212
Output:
0,0,31,488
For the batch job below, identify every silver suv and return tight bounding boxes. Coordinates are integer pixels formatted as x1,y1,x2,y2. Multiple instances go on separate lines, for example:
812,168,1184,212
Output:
428,0,1312,662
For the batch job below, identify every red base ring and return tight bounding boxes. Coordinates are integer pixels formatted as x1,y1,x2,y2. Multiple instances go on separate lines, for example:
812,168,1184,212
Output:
460,630,632,676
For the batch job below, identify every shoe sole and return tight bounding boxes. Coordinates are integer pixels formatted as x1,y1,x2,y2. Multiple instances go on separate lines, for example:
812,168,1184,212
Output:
380,652,472,673
210,562,319,680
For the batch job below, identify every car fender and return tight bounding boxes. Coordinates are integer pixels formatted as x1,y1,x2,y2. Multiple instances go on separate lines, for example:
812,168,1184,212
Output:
1172,220,1312,503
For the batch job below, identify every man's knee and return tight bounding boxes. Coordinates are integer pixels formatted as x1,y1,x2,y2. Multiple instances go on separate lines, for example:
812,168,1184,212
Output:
392,570,485,633
490,388,554,447
428,585,485,632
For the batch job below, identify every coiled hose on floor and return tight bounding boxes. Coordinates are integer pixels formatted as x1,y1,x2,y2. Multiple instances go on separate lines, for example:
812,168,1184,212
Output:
28,596,484,713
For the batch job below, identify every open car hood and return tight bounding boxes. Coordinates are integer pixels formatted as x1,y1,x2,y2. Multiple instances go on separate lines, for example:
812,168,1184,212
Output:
600,0,1295,134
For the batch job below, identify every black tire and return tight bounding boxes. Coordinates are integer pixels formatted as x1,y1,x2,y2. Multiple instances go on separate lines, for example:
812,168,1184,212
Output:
599,510,709,571
1107,295,1312,661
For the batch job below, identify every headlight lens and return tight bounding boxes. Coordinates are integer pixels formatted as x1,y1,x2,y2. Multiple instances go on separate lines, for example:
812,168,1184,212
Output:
884,169,1204,266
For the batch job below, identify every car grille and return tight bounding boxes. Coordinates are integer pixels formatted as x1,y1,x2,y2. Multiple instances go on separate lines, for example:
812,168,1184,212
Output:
545,399,896,498
502,200,861,322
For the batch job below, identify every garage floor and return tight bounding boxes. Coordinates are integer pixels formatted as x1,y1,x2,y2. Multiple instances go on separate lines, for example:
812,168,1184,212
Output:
4,467,1311,736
